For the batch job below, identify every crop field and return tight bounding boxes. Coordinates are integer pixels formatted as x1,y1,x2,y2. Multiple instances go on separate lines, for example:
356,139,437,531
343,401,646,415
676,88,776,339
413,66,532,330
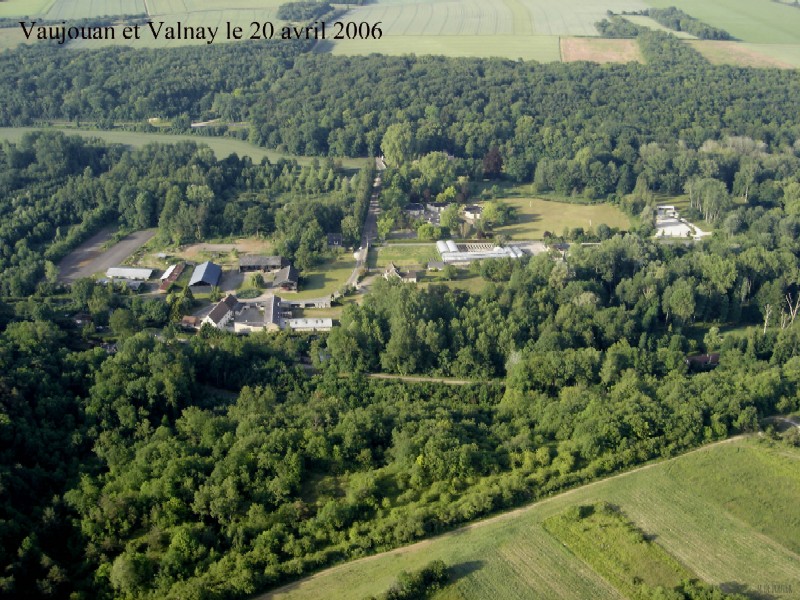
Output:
261,437,800,600
493,197,631,240
323,34,562,62
326,0,649,60
44,0,146,20
645,0,800,44
690,41,800,69
0,0,55,17
560,37,643,63
0,127,369,170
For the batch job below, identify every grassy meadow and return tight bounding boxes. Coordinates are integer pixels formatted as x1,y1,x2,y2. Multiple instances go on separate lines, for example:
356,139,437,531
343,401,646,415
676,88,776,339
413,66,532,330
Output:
292,253,355,300
261,437,800,600
368,244,439,270
493,197,631,239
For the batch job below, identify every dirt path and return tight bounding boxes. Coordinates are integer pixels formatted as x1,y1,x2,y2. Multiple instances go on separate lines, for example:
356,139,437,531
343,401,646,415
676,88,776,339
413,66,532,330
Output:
57,228,156,283
366,373,496,386
256,435,748,599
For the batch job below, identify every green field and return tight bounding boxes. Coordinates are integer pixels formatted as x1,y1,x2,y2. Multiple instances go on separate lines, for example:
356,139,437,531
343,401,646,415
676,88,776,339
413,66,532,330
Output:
325,0,649,60
493,197,631,239
368,244,439,270
645,0,800,44
0,127,368,169
44,0,146,20
0,0,55,17
544,504,693,597
292,253,355,300
262,437,800,600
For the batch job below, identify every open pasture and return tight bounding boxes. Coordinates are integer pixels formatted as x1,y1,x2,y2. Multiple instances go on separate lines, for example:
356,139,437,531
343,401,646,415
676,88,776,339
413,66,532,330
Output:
493,197,631,239
560,37,643,63
292,253,355,300
645,0,800,44
261,438,800,600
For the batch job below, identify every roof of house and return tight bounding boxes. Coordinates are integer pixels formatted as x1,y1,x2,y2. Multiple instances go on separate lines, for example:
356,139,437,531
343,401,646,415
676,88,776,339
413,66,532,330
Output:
327,233,343,244
428,261,445,270
181,315,200,327
465,205,483,213
189,261,222,286
404,203,424,211
274,265,299,287
264,295,282,326
105,267,153,280
239,255,284,268
384,262,401,277
206,294,238,325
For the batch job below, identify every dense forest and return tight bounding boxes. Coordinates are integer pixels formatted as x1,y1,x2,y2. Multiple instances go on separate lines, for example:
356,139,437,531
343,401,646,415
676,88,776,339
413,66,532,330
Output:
1,22,800,600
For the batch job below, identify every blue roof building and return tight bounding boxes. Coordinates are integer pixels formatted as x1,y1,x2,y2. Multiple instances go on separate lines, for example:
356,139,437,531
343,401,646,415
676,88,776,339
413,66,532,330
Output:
189,261,222,287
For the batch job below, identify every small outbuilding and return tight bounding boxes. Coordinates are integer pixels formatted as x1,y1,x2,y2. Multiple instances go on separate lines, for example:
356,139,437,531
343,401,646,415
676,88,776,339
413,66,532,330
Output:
238,256,285,273
274,265,299,292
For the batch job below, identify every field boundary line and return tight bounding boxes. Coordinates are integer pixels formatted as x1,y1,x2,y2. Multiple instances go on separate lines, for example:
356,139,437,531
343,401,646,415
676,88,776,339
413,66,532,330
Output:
256,435,748,599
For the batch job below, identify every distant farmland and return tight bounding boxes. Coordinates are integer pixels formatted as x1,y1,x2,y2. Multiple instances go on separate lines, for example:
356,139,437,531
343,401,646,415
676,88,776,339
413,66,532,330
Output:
262,437,800,600
325,0,648,60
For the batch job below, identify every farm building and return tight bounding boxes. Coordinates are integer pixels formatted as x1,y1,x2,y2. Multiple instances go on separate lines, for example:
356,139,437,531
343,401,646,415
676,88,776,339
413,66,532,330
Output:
189,261,222,287
105,267,153,280
202,295,239,329
285,318,333,332
158,262,185,292
436,240,524,265
238,256,284,273
274,265,299,292
384,262,419,283
230,295,331,333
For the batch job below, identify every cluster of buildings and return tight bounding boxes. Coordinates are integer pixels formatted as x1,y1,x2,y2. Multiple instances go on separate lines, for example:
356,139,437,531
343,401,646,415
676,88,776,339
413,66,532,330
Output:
193,293,332,333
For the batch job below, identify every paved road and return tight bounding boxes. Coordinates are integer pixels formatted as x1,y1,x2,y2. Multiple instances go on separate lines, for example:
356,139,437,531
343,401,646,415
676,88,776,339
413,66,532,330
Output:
366,373,500,386
258,435,749,599
345,168,382,289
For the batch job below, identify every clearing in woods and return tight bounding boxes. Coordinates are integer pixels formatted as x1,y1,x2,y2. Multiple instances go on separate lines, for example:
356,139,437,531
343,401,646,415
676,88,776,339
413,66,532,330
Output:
492,197,631,240
259,437,800,600
560,37,643,63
